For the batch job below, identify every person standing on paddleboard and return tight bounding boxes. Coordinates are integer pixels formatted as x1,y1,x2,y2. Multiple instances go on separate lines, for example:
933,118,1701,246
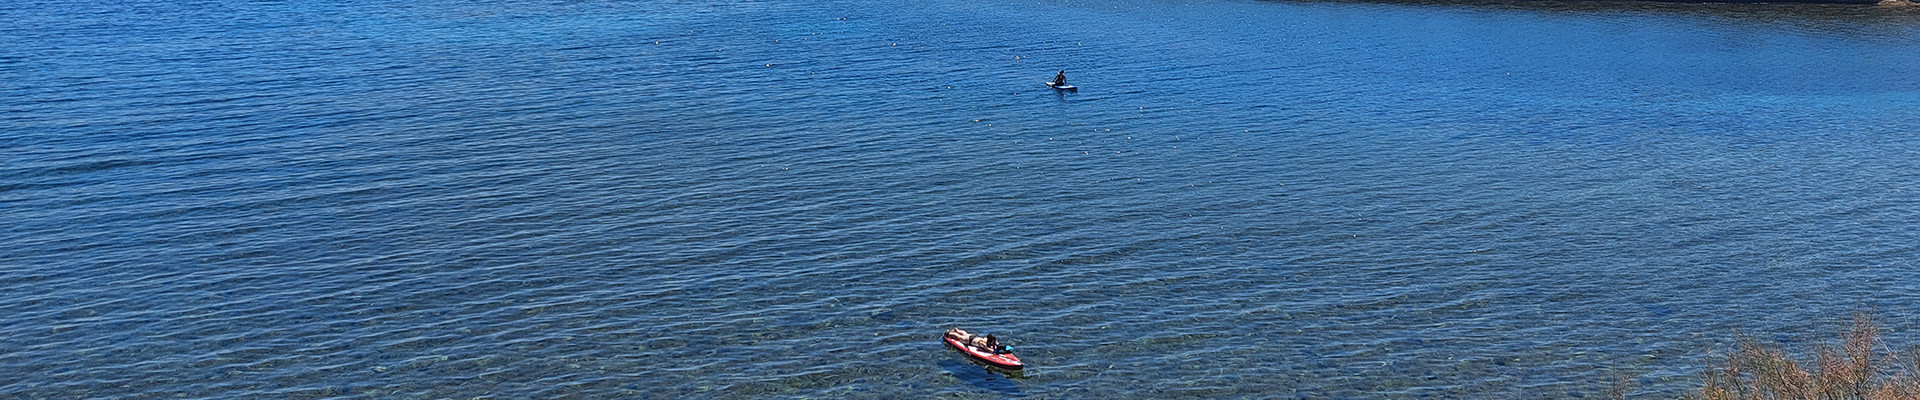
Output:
1052,70,1067,87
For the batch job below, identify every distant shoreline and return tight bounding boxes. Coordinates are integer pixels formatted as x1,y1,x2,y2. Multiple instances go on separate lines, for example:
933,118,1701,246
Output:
1297,0,1920,6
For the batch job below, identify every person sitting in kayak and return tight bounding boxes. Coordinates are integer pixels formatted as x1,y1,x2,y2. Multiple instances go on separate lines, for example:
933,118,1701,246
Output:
1051,70,1067,87
946,328,1009,354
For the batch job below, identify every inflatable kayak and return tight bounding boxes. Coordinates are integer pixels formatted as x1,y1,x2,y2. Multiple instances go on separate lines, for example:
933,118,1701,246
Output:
1045,81,1077,91
944,336,1023,369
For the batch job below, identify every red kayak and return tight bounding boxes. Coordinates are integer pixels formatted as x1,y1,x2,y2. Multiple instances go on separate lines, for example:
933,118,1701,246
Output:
944,336,1023,369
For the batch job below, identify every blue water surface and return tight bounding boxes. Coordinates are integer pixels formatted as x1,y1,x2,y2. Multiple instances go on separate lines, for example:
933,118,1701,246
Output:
5,0,1920,398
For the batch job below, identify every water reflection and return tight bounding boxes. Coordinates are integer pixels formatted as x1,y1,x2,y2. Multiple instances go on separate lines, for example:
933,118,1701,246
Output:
938,359,1025,396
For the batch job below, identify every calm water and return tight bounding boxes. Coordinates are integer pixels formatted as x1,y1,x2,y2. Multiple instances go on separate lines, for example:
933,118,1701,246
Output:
6,0,1920,398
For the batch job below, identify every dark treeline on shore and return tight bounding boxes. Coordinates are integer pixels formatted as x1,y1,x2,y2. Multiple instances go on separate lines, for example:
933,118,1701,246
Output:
1270,0,1920,41
1283,0,1920,10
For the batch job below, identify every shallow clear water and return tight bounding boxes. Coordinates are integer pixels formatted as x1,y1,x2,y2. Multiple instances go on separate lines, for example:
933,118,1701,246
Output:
5,0,1920,398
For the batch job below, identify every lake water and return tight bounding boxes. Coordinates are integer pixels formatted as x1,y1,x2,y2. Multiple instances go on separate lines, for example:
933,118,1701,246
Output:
6,0,1920,398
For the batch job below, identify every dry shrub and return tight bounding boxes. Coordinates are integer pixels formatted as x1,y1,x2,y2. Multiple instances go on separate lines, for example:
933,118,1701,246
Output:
1698,313,1920,400
1611,371,1638,400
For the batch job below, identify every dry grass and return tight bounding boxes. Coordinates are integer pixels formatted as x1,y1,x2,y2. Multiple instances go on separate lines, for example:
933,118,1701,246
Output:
1696,313,1920,400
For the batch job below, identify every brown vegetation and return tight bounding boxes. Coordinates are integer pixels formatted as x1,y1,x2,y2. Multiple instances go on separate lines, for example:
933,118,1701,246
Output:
1696,313,1920,400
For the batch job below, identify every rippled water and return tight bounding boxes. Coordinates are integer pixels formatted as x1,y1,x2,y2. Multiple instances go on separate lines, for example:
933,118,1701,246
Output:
6,0,1920,398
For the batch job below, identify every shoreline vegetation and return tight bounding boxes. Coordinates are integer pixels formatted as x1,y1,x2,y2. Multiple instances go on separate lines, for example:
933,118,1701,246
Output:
1656,313,1920,400
1291,0,1920,7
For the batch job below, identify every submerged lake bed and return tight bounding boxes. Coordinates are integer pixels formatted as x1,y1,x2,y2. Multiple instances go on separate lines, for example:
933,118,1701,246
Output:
5,0,1920,398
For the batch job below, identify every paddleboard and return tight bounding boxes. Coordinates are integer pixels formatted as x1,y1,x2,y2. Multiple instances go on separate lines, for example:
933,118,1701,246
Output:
944,336,1024,369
